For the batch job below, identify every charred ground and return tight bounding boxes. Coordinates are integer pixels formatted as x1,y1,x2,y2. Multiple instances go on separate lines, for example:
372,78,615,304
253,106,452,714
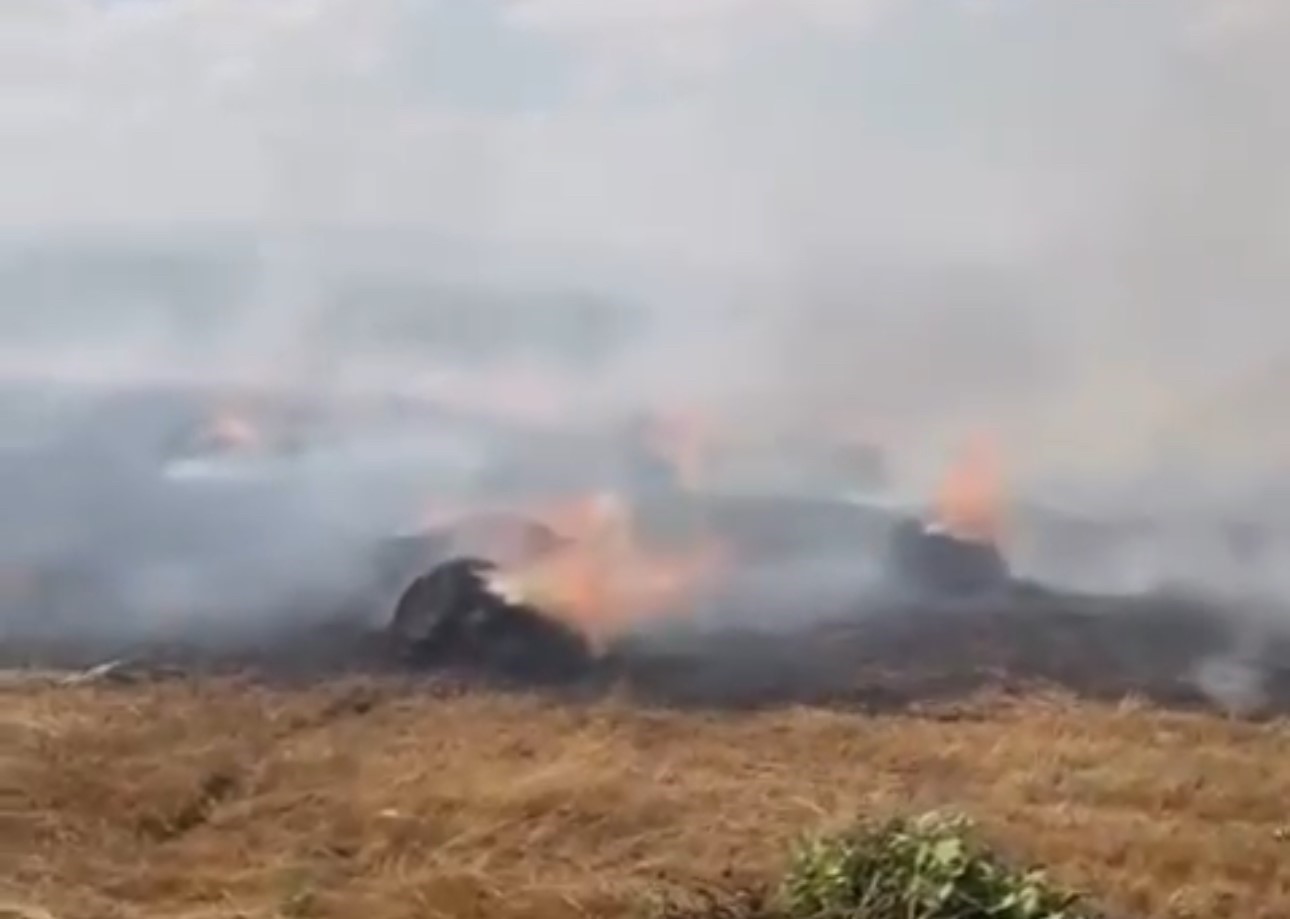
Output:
6,492,1290,717
3,379,1287,720
8,575,1289,721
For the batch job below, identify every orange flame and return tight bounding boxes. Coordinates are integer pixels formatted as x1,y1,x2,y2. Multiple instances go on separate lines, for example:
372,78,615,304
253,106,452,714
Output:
487,492,724,650
932,433,1005,545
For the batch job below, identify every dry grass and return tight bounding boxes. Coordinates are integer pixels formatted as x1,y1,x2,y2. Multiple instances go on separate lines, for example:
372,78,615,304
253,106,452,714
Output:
4,678,1290,919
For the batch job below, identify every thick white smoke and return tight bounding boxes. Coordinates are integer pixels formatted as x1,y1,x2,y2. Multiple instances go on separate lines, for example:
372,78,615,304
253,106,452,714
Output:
0,0,1289,629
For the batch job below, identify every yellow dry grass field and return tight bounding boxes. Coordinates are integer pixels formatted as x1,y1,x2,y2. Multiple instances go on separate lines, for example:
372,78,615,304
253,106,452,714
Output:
4,679,1290,919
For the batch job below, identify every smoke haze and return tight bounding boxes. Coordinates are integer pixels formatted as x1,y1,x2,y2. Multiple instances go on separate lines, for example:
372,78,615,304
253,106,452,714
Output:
1,0,1289,630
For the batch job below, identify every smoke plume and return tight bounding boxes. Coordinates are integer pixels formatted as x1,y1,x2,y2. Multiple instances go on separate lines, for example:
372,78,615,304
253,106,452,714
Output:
1,0,1289,646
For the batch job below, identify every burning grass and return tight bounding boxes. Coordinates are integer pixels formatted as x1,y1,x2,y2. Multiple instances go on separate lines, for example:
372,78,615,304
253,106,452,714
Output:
4,679,1290,919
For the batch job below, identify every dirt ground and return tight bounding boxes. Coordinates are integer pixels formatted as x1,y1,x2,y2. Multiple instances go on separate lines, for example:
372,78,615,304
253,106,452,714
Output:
4,678,1290,919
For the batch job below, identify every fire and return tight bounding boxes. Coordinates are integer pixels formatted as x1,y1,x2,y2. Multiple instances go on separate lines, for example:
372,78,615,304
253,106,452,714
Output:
486,492,724,650
932,433,1005,544
410,409,726,646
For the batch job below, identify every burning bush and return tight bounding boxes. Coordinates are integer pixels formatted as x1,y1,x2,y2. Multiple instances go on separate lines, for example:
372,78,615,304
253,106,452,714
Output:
660,811,1099,919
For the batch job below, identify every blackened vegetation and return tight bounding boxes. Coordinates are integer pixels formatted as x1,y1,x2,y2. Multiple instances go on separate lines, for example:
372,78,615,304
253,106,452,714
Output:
387,557,594,684
7,482,1290,718
885,519,1009,598
372,514,1290,718
616,516,1290,713
615,586,1290,714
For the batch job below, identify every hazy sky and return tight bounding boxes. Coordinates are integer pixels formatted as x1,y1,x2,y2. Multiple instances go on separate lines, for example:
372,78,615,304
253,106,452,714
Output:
0,0,1277,261
2,0,1288,483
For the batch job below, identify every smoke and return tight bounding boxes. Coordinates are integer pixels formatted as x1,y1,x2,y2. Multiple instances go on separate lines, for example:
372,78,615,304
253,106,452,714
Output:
1,0,1290,651
4,2,1286,414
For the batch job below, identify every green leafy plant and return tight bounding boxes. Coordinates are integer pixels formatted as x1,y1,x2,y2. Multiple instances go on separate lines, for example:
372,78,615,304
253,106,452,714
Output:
779,811,1091,919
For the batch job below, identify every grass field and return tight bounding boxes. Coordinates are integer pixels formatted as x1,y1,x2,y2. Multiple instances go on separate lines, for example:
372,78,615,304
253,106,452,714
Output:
4,678,1290,919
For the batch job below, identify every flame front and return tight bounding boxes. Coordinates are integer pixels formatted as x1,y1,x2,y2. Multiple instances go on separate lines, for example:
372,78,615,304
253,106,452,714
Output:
932,433,1005,545
487,493,723,650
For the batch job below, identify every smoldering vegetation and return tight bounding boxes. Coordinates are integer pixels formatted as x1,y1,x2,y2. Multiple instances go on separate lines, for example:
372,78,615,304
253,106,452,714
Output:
2,370,1289,721
2,1,1290,718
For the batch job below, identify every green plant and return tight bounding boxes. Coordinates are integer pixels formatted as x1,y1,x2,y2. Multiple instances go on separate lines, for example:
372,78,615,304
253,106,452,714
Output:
779,811,1090,919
